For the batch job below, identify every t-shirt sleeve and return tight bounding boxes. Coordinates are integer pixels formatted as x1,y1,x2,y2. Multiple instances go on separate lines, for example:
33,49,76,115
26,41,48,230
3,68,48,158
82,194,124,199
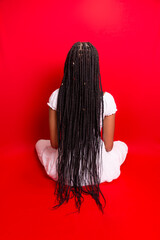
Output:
47,88,59,110
104,92,118,116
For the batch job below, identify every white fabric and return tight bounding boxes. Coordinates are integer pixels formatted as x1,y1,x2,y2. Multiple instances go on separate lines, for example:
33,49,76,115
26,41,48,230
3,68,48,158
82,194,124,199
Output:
47,88,59,111
35,88,128,186
35,139,128,185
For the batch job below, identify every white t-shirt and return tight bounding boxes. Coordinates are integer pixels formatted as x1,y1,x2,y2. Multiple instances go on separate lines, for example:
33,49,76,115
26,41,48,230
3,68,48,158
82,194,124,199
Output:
47,88,117,129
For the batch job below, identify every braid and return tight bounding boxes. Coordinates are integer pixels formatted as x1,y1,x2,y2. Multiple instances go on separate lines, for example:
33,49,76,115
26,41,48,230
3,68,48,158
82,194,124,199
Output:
52,42,106,214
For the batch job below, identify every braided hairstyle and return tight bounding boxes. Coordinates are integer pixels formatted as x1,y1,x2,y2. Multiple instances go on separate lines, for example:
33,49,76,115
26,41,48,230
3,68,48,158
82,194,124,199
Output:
52,42,106,214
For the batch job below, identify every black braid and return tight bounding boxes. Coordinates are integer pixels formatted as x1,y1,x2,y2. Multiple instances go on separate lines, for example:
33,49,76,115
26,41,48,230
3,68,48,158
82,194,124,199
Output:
52,42,106,214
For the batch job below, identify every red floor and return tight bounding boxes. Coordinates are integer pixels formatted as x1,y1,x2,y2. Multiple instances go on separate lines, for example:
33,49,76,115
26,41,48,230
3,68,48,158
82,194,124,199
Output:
0,141,159,239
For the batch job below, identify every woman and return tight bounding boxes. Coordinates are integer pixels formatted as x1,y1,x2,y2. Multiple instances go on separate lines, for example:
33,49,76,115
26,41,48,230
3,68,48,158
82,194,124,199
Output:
35,42,128,214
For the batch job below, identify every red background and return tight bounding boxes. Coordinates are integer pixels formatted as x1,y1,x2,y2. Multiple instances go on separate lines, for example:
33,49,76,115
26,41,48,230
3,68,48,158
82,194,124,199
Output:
0,0,160,239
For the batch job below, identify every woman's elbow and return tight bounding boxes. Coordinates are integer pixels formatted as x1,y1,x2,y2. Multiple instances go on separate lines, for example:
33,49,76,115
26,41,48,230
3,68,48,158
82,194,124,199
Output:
105,144,113,152
50,140,58,149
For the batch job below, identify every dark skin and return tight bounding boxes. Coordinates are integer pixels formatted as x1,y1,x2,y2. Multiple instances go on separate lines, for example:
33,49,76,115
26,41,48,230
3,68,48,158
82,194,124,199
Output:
49,92,115,152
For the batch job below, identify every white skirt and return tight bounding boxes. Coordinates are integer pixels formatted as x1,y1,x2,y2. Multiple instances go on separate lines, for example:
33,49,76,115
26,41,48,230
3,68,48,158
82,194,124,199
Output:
35,139,128,186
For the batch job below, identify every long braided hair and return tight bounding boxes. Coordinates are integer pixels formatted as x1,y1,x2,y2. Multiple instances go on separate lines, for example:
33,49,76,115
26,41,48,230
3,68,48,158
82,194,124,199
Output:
52,42,106,213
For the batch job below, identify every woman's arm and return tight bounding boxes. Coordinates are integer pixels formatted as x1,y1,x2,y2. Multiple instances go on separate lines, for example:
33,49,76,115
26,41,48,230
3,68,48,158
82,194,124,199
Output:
49,107,58,149
103,113,115,152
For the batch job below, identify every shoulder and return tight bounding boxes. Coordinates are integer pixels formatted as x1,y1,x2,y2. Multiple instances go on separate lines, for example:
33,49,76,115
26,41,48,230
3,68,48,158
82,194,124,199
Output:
103,91,118,116
50,88,59,98
103,91,115,101
48,88,60,102
47,88,60,111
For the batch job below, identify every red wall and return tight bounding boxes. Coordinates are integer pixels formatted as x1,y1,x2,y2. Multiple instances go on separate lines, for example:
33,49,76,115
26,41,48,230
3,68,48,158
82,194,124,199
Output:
0,0,160,151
